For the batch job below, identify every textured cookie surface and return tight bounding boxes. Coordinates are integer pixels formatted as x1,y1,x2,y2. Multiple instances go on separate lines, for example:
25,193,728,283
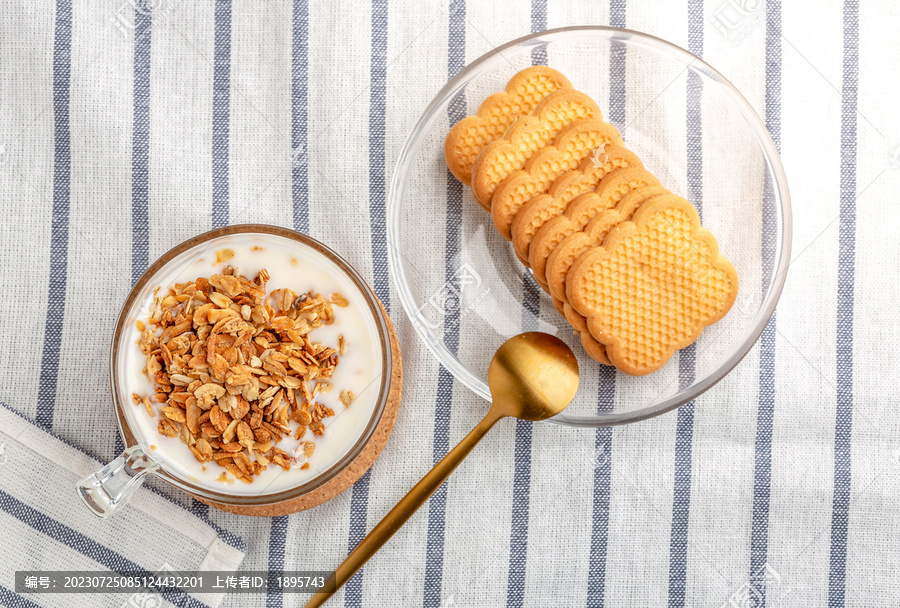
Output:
529,166,660,284
546,187,671,303
511,147,643,264
567,196,738,376
470,89,601,207
554,188,671,337
444,66,572,191
490,118,623,240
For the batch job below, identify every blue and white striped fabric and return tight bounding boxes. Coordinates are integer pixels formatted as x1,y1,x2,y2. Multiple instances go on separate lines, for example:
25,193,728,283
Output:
1,0,898,606
0,403,247,608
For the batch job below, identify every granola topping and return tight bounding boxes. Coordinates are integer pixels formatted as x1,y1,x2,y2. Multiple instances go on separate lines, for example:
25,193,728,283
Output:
134,264,350,484
123,236,384,494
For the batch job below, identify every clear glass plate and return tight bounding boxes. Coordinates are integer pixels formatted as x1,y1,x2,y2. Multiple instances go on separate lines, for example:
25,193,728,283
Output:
387,26,791,427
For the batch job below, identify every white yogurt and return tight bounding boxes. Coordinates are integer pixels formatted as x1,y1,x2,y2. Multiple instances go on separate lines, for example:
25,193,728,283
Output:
116,233,385,496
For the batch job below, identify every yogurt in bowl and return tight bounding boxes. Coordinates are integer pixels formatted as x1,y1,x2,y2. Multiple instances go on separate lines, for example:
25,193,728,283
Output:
79,226,396,516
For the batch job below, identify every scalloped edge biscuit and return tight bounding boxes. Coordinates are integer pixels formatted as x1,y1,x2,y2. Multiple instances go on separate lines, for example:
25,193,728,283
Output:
444,66,572,191
529,166,660,284
510,146,643,264
567,196,738,376
553,296,610,365
579,329,612,366
553,188,673,338
546,187,672,303
490,118,623,240
560,186,671,338
470,89,601,208
564,301,587,331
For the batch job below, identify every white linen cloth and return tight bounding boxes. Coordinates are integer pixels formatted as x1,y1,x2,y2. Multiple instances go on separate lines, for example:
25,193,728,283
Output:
0,0,898,606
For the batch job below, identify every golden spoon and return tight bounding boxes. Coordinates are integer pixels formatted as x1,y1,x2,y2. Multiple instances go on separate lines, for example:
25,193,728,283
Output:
305,332,579,607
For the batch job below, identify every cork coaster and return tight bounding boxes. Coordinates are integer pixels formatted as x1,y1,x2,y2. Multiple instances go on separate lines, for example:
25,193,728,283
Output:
194,297,403,516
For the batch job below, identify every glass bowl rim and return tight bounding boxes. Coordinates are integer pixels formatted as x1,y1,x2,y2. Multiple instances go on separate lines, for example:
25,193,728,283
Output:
387,25,792,427
110,224,393,505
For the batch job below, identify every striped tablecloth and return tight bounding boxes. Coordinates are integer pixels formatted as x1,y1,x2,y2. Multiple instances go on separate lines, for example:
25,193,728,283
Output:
1,0,898,606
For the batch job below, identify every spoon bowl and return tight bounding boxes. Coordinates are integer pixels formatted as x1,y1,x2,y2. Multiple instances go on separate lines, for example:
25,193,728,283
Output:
488,332,579,421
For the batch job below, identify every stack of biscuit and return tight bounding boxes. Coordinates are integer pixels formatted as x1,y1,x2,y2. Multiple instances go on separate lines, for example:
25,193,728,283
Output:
445,66,738,375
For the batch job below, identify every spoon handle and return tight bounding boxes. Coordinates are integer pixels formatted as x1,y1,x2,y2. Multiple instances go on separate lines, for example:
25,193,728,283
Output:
304,410,504,607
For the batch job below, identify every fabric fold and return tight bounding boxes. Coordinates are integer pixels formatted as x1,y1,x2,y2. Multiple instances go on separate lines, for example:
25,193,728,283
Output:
0,403,246,608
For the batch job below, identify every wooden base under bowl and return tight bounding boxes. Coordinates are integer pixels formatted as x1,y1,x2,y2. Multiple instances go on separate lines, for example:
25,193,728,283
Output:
195,297,402,517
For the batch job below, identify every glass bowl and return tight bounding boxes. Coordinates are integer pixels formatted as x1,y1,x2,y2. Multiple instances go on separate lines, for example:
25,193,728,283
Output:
80,225,394,516
387,26,791,427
